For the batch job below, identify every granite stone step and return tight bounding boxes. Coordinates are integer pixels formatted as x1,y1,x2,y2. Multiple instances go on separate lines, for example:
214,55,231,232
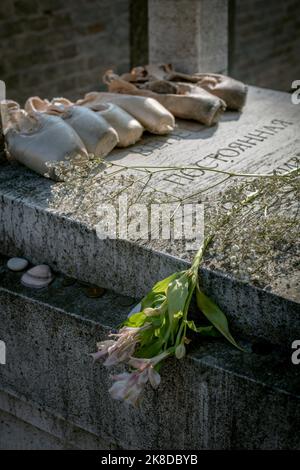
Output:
0,255,299,449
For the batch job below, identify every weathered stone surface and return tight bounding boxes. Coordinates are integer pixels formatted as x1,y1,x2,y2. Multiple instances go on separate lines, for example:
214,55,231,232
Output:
0,408,73,450
231,0,300,92
0,258,299,449
149,0,228,73
0,391,120,450
0,87,299,348
130,0,148,67
0,80,5,164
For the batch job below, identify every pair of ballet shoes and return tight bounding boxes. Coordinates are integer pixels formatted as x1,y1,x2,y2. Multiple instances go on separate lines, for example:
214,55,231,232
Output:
0,91,176,180
104,64,248,125
25,96,145,149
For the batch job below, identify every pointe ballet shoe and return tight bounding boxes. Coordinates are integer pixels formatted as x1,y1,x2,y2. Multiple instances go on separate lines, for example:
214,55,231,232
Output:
49,104,119,157
25,96,119,158
120,64,172,83
78,91,175,135
1,99,22,135
3,108,88,179
51,97,143,147
144,64,248,111
24,96,50,113
121,64,247,112
103,70,225,126
51,97,73,107
191,73,247,111
158,69,247,110
94,103,143,147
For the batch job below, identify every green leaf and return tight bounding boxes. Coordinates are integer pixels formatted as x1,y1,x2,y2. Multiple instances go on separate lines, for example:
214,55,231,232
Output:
152,294,166,308
184,320,218,336
135,339,164,358
184,320,198,332
140,291,157,310
167,273,190,318
166,274,190,341
196,285,243,350
174,311,183,319
140,271,185,312
148,315,164,328
197,326,220,337
141,291,165,310
125,311,146,328
152,271,185,294
139,328,154,347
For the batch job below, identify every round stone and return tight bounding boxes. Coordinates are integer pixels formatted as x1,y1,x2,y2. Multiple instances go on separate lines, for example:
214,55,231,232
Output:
21,264,53,289
7,257,29,272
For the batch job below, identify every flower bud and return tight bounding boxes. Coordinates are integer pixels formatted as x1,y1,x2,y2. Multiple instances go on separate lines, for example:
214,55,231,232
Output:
144,307,160,316
175,343,186,359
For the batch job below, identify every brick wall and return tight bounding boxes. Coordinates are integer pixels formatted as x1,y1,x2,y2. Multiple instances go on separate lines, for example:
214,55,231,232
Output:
0,0,130,105
0,0,299,106
230,0,300,91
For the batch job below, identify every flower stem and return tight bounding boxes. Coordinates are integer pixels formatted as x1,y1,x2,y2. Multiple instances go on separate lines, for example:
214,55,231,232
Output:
190,234,214,275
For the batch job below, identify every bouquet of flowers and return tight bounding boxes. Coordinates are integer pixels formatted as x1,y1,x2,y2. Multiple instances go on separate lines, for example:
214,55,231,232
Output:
91,236,241,406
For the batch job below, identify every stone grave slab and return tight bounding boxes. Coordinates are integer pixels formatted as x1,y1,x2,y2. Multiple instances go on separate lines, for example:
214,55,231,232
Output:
0,86,299,347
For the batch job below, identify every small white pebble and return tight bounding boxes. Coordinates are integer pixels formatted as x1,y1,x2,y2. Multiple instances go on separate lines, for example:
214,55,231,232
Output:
7,257,29,272
21,264,53,289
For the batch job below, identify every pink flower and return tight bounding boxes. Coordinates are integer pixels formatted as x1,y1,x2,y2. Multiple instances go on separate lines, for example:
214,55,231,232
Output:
103,327,141,366
128,358,161,388
109,372,144,406
90,340,115,361
109,369,150,406
91,326,148,367
108,351,170,406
